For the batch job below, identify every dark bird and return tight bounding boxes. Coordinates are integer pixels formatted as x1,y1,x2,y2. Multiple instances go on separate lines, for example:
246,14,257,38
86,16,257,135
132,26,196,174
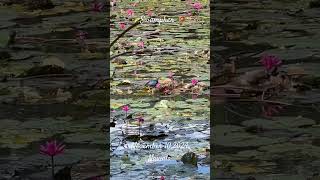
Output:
145,78,159,88
145,78,159,94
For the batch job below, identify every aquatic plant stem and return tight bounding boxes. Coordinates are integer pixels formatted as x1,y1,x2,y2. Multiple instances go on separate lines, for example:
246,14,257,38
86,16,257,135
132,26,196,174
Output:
126,111,128,135
139,122,141,137
110,19,141,48
51,156,54,179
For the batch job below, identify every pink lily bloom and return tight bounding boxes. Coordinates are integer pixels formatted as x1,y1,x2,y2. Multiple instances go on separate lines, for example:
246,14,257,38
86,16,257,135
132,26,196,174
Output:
126,9,134,17
40,140,66,178
119,22,126,30
192,2,203,11
122,105,130,112
260,54,282,72
122,105,130,117
191,78,199,86
160,176,165,180
40,140,65,157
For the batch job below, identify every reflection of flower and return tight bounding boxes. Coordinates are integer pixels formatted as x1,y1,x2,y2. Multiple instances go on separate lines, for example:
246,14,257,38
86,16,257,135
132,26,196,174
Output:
260,54,282,72
191,78,199,86
119,22,126,30
192,2,203,11
91,1,104,12
127,9,134,17
40,140,65,179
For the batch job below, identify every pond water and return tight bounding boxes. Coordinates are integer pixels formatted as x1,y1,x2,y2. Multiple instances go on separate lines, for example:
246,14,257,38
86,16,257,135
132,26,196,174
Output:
0,1,107,179
213,0,320,179
110,0,210,179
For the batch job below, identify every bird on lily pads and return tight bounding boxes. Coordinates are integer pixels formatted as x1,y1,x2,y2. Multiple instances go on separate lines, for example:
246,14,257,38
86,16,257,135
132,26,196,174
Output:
145,78,160,94
145,79,159,88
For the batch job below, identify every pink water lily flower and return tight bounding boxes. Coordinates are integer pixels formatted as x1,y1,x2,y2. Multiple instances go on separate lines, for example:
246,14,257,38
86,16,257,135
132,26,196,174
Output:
119,22,126,30
40,140,65,178
160,176,165,180
122,105,130,112
260,54,282,72
137,41,144,48
122,105,130,117
156,83,161,89
126,9,134,17
192,2,203,11
191,78,199,86
40,140,65,157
